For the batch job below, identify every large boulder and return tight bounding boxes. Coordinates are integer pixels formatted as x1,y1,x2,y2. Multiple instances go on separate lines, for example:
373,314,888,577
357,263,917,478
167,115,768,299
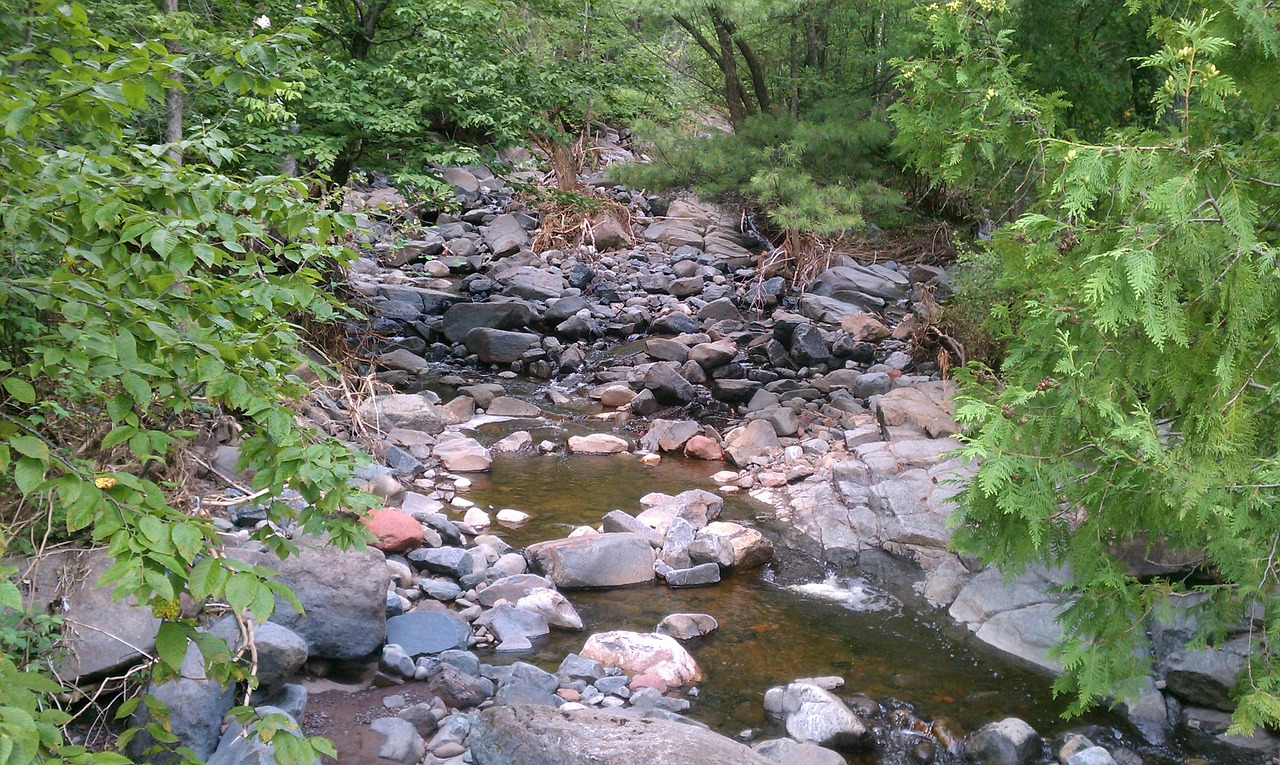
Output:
130,643,235,761
875,383,961,438
230,535,389,660
644,362,696,405
433,434,493,472
723,419,782,467
206,705,305,765
580,631,703,686
635,490,723,536
361,508,425,552
692,522,773,569
357,394,445,435
209,618,308,690
808,264,909,310
484,213,531,257
763,682,869,750
464,327,542,364
441,300,535,343
386,611,471,656
471,705,772,765
964,718,1041,765
567,433,630,455
526,533,655,589
8,549,162,681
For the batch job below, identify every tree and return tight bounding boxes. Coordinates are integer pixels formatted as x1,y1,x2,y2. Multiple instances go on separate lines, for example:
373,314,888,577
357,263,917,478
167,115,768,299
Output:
0,3,376,762
892,0,1280,731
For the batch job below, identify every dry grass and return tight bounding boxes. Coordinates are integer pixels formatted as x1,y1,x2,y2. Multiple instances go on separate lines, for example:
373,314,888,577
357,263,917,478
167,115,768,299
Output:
529,192,634,254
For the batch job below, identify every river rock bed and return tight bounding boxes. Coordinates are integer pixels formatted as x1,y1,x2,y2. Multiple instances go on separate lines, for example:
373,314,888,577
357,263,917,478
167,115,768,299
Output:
16,162,1274,764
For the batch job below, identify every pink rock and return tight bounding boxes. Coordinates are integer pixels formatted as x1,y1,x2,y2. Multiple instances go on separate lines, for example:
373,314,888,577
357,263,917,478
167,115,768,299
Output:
362,508,424,552
684,435,723,461
629,673,668,693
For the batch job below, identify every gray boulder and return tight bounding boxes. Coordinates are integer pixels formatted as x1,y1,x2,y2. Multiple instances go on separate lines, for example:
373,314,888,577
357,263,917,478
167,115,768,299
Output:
357,393,445,435
385,611,471,656
470,705,774,765
230,535,389,660
477,573,557,606
464,327,542,364
644,362,696,405
526,533,655,589
131,643,235,762
656,613,719,640
484,213,531,257
964,718,1041,765
763,682,869,750
207,706,308,765
441,300,534,343
370,716,426,765
209,619,307,689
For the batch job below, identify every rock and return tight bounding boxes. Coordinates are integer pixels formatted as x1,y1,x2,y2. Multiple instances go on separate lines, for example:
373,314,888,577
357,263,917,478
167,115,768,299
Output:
433,435,493,472
470,704,772,765
206,706,304,765
493,430,534,453
441,301,535,343
646,337,691,363
428,661,494,708
362,508,425,552
385,611,471,656
640,419,701,453
475,603,549,650
477,574,556,606
689,341,737,369
635,490,723,536
409,546,473,578
644,362,696,405
358,394,445,435
227,536,388,660
1066,748,1116,765
591,215,631,251
504,266,568,301
487,396,542,417
526,533,656,589
790,324,829,366
598,384,636,408
380,643,417,680
630,389,660,415
132,643,235,761
580,631,703,686
693,522,773,569
464,327,542,364
484,213,532,257
876,384,960,438
497,508,531,525
852,372,892,399
662,562,721,587
371,716,427,765
209,619,308,690
723,419,782,467
684,435,723,461
377,348,430,373
443,166,480,194
964,718,1041,765
657,613,719,640
808,264,909,308
12,549,162,681
763,682,869,749
601,509,664,547
568,433,630,454
516,588,583,630
841,313,891,343
752,739,848,765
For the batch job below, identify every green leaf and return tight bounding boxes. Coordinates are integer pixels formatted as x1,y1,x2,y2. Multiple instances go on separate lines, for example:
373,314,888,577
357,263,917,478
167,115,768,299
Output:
13,456,47,495
171,523,204,563
225,572,259,612
10,435,48,461
154,621,190,672
2,378,36,404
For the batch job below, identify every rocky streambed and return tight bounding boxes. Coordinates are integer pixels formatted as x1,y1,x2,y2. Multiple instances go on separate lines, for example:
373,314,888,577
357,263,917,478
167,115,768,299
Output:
17,160,1275,765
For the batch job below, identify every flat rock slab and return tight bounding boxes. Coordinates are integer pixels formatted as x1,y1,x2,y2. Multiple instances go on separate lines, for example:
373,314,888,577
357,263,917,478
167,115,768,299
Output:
386,611,471,656
471,705,771,765
526,533,655,589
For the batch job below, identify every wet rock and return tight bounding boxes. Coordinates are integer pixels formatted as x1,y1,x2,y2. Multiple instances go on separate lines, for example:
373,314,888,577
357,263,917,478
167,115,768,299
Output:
492,430,534,453
358,393,445,435
964,718,1041,765
470,705,772,765
684,435,724,461
601,509,664,547
568,433,630,454
516,587,583,630
441,300,535,343
694,522,773,569
526,533,655,589
477,574,556,606
723,419,782,467
385,611,471,656
580,631,703,686
630,389,660,415
656,613,719,640
362,508,425,552
1066,747,1116,765
464,328,542,364
598,384,637,408
640,419,701,452
486,396,542,417
432,435,492,472
661,562,721,587
476,603,549,650
752,739,847,765
763,682,869,750
645,362,696,405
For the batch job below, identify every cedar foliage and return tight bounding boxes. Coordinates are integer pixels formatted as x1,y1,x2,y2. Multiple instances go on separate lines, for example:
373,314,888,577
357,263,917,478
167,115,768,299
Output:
892,0,1280,731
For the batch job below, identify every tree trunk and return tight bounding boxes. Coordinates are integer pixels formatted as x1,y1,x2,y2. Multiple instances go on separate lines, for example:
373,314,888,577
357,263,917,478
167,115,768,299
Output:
710,6,769,115
711,13,745,127
163,0,182,166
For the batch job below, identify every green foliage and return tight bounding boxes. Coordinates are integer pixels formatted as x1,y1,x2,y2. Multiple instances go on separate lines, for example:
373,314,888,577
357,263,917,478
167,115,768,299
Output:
614,101,905,234
896,0,1280,731
0,3,377,761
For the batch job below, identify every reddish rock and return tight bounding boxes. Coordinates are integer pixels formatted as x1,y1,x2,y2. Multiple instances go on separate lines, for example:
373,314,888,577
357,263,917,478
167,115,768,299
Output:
841,313,891,343
362,508,424,552
629,673,668,693
684,435,723,461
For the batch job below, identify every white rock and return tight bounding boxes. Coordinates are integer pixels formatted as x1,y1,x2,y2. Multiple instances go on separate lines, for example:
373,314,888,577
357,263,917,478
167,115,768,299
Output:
568,433,630,454
433,436,492,472
463,507,491,529
515,588,583,630
496,508,530,525
580,631,702,687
